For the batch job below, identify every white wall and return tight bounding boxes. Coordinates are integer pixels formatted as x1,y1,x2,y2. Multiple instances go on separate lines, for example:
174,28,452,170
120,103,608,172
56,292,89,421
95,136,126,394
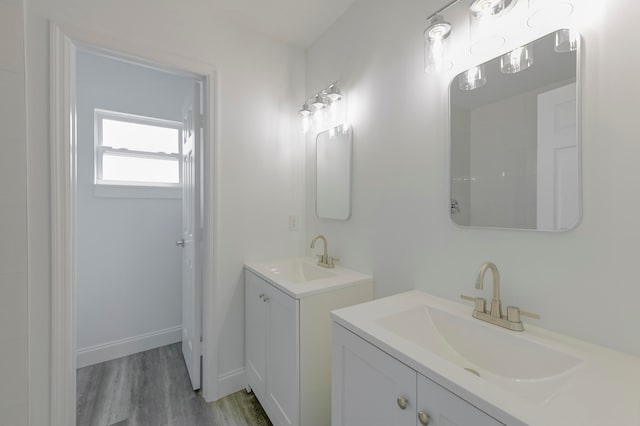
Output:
306,0,640,359
75,51,193,366
0,0,28,424
25,0,306,423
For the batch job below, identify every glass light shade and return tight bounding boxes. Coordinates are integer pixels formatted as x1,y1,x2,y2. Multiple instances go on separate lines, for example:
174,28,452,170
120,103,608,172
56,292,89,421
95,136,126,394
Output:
470,0,517,18
311,94,327,110
299,103,312,117
325,85,342,102
554,28,578,52
424,15,453,73
500,44,533,73
469,0,516,55
527,0,574,29
459,65,487,91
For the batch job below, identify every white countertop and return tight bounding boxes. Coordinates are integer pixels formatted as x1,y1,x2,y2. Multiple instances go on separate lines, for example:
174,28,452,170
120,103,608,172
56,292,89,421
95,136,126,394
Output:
244,257,373,299
331,290,640,425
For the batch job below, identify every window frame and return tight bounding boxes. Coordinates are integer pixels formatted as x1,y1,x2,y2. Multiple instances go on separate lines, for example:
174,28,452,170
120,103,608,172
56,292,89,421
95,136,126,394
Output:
94,109,183,188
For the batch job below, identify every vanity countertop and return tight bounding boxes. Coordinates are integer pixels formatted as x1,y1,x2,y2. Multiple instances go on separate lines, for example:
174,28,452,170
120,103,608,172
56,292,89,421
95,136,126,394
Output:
331,290,640,426
244,257,373,299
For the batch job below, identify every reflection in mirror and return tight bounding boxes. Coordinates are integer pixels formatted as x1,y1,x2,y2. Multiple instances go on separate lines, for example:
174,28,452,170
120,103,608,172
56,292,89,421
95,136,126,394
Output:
316,125,352,220
450,30,580,231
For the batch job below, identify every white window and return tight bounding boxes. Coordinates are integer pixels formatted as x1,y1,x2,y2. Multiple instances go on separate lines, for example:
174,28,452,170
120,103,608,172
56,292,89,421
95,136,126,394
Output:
95,110,182,187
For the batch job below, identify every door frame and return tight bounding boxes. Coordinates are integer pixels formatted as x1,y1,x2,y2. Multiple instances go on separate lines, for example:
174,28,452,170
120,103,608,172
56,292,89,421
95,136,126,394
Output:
50,22,221,426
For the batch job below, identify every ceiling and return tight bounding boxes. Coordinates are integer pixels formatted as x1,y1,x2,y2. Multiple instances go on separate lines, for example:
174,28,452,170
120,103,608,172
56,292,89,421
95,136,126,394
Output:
210,0,358,48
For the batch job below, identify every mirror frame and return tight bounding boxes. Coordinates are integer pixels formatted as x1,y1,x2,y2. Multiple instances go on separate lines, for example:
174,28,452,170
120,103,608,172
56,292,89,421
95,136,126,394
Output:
448,29,583,232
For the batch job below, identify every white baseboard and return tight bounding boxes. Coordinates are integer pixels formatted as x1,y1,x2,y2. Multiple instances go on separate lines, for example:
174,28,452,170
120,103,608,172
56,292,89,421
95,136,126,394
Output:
218,367,246,399
76,326,182,368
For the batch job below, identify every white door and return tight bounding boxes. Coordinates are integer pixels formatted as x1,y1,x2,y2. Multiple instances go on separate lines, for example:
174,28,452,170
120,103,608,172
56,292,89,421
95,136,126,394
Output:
332,323,416,426
180,82,203,390
537,83,579,230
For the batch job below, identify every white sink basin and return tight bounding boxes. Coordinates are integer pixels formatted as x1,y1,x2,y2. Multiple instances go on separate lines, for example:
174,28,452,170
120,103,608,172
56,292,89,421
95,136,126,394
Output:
266,260,336,283
244,257,372,299
376,304,582,404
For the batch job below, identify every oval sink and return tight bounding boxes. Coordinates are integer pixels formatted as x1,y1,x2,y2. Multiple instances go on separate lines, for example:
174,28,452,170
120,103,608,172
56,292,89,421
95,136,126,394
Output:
376,305,582,404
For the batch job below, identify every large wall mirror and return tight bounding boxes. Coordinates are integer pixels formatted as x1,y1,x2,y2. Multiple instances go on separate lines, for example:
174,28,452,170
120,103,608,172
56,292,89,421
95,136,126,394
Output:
316,125,352,220
450,29,580,231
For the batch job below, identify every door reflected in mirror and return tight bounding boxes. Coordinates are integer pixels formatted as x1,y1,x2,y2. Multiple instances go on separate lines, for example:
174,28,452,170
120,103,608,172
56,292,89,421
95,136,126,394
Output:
316,125,352,220
450,30,580,231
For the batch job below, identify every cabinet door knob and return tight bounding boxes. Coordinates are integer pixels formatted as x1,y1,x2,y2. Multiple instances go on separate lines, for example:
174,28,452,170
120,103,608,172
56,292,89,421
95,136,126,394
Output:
418,411,430,425
396,396,408,410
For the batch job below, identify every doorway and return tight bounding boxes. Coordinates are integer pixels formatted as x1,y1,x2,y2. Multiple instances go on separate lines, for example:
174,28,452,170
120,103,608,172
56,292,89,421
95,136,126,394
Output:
50,24,219,426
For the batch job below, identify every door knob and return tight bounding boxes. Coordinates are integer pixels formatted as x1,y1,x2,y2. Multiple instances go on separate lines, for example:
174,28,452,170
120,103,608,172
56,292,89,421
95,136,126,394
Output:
176,239,185,247
396,396,408,410
418,411,430,425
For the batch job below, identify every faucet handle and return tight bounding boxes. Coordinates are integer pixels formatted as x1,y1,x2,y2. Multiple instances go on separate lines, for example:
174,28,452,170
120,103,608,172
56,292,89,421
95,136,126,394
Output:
506,306,540,323
460,294,487,314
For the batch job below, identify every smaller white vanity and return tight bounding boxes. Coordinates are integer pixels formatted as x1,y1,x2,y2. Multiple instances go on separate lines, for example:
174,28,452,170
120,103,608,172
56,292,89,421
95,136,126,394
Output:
332,291,640,426
244,257,373,426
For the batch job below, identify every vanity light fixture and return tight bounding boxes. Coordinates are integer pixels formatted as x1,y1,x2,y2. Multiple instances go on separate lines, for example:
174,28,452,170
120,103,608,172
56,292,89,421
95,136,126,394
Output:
298,82,346,133
424,14,453,73
459,64,486,90
500,44,533,73
554,28,578,52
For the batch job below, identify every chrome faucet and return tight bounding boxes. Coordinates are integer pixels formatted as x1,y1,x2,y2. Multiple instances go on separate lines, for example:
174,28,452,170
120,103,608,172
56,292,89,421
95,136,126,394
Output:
461,262,539,332
310,235,336,268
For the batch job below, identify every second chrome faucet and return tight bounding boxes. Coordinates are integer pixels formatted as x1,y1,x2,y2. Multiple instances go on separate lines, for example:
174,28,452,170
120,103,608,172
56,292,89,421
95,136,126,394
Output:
310,234,338,268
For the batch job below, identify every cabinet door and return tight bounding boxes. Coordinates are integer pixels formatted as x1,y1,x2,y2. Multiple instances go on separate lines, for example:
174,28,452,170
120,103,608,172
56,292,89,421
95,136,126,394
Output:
265,285,299,426
416,374,504,426
332,323,416,426
245,271,268,402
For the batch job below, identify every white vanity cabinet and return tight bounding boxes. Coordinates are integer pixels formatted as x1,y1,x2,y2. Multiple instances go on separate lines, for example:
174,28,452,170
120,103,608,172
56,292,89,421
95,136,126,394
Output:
244,264,373,426
332,324,503,426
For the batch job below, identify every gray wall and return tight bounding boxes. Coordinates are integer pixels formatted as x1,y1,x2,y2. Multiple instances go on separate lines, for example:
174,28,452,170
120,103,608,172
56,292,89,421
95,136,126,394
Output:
0,0,28,423
75,51,193,365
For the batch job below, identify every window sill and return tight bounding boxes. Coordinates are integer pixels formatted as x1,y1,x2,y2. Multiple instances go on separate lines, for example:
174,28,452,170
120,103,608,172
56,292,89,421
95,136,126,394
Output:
94,184,182,199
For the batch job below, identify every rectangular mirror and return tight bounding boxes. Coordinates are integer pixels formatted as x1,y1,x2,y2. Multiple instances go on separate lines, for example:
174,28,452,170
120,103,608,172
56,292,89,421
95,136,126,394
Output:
450,29,580,231
316,125,352,220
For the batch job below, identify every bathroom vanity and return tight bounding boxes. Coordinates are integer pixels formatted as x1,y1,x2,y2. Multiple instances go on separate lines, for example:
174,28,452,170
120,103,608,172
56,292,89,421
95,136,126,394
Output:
244,257,373,426
332,291,640,425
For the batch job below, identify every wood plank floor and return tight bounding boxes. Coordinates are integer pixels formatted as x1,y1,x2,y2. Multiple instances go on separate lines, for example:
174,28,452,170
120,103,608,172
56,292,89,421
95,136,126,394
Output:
76,343,273,426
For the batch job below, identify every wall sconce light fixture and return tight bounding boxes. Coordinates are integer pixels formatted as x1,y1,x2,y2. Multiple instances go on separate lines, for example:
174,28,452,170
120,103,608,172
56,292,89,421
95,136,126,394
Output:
298,82,346,133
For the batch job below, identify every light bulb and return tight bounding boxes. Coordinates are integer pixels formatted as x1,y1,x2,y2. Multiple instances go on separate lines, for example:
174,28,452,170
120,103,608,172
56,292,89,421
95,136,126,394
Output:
299,103,311,117
326,85,342,102
311,94,327,110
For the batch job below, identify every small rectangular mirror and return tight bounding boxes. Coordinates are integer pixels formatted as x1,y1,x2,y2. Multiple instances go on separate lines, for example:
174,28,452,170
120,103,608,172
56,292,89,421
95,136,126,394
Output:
450,29,580,231
316,125,352,220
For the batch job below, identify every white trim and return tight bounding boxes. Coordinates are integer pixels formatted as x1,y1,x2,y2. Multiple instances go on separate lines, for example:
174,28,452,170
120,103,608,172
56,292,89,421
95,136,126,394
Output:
76,326,182,368
93,184,182,199
49,22,220,426
50,24,77,426
218,368,247,398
